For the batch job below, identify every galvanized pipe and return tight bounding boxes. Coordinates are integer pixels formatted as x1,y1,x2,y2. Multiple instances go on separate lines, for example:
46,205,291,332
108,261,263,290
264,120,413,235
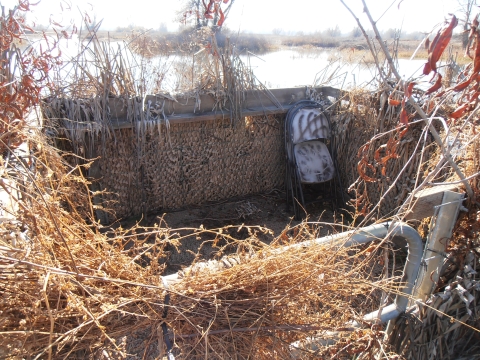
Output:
290,221,423,357
353,223,423,325
164,222,422,308
284,221,423,322
162,222,393,286
161,221,423,359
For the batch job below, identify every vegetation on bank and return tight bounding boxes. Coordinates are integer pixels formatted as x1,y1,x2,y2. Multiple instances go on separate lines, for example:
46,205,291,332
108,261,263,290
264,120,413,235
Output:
98,27,275,56
92,25,464,61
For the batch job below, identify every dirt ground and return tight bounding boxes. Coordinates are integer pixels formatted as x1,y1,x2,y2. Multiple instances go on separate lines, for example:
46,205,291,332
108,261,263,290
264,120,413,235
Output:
118,189,348,274
110,190,353,359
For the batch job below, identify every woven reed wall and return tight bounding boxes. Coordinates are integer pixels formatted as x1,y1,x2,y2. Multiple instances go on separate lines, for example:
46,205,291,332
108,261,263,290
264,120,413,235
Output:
93,115,285,221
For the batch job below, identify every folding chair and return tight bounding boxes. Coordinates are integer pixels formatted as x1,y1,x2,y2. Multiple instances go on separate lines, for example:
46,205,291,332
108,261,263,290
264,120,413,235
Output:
284,100,343,219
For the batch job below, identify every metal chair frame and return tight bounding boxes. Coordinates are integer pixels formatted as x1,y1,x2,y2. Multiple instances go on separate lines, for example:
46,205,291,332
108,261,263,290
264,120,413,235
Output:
284,100,344,219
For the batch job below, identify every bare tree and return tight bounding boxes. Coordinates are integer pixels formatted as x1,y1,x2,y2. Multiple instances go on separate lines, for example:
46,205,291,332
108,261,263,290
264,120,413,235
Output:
350,27,362,38
324,25,341,38
457,0,478,47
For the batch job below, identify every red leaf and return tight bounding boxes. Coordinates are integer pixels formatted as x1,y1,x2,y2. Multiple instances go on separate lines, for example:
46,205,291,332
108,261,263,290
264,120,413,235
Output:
400,108,409,125
423,62,432,76
405,82,415,97
473,31,480,74
452,79,471,92
470,91,480,102
424,15,458,75
204,0,214,14
217,8,225,26
466,16,479,59
425,74,443,95
449,103,469,119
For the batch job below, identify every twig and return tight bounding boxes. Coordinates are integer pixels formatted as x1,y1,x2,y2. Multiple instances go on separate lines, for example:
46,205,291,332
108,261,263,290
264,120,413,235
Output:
339,0,387,83
177,324,336,338
348,0,475,200
0,255,174,292
360,0,402,81
42,272,53,360
428,171,480,186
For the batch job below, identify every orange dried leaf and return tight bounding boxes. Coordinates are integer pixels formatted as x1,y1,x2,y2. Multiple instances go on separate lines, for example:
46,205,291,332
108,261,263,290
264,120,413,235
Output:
388,97,401,106
357,161,377,183
399,128,409,139
217,7,225,26
405,82,416,98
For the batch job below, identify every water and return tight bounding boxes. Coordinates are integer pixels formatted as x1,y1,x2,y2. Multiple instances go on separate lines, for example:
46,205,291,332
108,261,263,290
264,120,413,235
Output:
241,49,428,90
34,36,430,93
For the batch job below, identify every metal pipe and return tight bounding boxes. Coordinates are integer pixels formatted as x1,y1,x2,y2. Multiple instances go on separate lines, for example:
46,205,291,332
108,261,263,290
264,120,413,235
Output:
162,222,392,286
164,222,422,300
160,221,423,359
286,221,423,323
290,222,423,357
352,222,423,325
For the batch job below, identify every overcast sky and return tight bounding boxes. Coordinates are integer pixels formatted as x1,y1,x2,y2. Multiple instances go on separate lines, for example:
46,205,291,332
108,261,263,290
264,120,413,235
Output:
1,0,468,34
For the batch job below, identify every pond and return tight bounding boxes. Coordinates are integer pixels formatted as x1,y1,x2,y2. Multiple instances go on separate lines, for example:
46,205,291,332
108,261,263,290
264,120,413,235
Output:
40,36,431,94
157,48,430,92
243,49,428,89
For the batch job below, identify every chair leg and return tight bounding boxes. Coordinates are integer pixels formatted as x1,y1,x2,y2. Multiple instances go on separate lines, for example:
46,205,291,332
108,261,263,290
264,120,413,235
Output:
291,170,300,220
293,171,305,221
285,165,291,211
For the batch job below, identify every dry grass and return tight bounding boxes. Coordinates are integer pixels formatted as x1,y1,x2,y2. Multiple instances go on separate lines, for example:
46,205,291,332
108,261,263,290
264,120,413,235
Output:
2,4,480,360
0,126,398,359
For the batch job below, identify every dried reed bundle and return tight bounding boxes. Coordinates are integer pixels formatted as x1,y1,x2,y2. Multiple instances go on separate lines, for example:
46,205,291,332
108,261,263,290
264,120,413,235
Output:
332,88,441,220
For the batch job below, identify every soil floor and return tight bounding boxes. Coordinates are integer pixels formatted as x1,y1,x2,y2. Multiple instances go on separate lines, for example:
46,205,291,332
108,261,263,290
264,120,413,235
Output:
110,189,354,359
118,188,351,275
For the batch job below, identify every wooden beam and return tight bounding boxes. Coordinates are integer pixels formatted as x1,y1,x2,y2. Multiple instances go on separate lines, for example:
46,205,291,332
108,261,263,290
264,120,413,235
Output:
107,86,342,129
404,185,463,221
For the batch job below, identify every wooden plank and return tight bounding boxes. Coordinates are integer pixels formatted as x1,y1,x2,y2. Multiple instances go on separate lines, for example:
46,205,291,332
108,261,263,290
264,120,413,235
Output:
106,86,343,129
108,105,292,129
404,185,462,220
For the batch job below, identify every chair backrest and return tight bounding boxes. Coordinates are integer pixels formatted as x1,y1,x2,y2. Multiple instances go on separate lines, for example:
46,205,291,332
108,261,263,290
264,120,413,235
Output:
290,107,330,144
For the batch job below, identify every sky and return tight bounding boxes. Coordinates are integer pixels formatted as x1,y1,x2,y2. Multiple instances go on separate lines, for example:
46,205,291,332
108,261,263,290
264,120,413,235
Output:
0,0,469,34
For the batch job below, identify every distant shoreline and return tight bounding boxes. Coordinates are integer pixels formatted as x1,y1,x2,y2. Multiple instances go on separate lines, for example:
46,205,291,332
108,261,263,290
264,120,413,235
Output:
25,30,466,62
